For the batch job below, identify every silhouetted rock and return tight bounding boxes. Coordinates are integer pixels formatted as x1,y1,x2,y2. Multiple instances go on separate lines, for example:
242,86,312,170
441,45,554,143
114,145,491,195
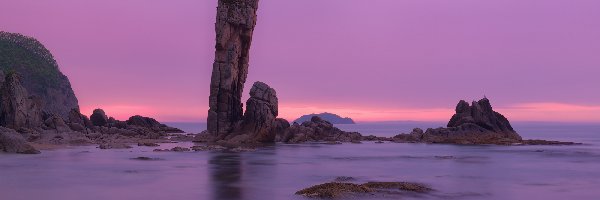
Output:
294,112,355,124
231,82,282,143
0,72,43,129
0,31,79,119
90,109,108,126
0,127,40,154
278,116,362,143
98,142,132,149
68,108,92,128
207,0,260,135
394,98,522,145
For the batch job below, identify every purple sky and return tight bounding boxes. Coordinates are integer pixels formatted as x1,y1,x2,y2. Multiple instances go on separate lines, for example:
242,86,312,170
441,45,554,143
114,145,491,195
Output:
1,0,599,122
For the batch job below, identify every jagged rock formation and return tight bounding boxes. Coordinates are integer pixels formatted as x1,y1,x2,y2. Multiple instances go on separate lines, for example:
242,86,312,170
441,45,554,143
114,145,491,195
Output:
207,0,259,135
126,115,183,133
394,98,522,144
294,112,355,124
277,116,362,143
237,82,280,142
0,72,43,129
0,31,79,119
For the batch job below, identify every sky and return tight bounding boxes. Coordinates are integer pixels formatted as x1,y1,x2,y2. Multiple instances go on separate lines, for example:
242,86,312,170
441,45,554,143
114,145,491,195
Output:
1,0,599,122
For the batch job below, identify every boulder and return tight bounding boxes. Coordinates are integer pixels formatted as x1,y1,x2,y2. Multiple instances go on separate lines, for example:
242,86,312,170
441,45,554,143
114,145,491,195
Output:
90,109,108,126
44,114,71,132
68,108,92,128
235,82,281,142
0,127,40,154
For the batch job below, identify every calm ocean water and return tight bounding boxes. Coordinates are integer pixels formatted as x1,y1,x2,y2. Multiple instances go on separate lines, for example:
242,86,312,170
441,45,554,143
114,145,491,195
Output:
1,122,599,200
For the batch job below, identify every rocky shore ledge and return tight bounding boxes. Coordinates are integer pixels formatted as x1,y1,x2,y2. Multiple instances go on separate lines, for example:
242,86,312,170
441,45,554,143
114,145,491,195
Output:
0,72,183,154
296,178,432,198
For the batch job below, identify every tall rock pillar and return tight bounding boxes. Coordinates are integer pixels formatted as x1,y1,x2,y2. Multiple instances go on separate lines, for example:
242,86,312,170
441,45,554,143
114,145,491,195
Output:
207,0,260,136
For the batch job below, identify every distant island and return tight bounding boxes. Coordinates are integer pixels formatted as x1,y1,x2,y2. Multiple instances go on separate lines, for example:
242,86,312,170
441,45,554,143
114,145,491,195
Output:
293,113,355,124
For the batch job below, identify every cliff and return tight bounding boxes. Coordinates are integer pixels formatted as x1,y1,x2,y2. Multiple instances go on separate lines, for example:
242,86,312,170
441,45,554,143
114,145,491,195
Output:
0,31,79,119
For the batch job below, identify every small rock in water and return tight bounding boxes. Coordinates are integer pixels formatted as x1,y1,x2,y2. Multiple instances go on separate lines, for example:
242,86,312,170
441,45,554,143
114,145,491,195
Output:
98,143,132,149
334,176,356,182
362,181,432,193
131,156,162,161
137,142,159,147
170,146,190,152
325,141,342,145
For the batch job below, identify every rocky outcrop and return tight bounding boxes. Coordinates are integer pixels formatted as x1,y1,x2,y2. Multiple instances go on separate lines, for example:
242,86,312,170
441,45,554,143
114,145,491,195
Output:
207,0,260,136
294,112,355,124
296,181,432,198
234,82,280,142
90,109,108,126
394,98,522,145
0,31,79,119
126,115,184,133
277,116,362,143
0,127,40,154
0,72,43,129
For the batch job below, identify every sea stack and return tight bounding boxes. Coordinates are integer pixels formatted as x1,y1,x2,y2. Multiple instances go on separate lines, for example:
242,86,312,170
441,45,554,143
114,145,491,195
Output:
207,0,260,136
394,98,522,145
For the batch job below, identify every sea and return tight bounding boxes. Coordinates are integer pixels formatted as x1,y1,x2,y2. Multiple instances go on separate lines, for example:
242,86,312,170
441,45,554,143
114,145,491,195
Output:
1,121,599,200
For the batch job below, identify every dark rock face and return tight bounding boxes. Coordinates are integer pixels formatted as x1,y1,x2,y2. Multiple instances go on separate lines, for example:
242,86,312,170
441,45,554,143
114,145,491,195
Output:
44,114,72,132
394,98,522,145
278,116,362,143
126,115,184,133
294,112,355,124
447,98,515,133
0,31,79,119
68,108,92,128
207,0,259,135
0,127,40,154
237,82,280,142
90,109,108,126
0,72,43,129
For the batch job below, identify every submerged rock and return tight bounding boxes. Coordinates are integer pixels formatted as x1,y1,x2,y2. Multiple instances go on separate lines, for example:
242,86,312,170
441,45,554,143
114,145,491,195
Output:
295,182,373,198
362,182,432,193
521,140,581,145
98,142,132,149
296,181,432,198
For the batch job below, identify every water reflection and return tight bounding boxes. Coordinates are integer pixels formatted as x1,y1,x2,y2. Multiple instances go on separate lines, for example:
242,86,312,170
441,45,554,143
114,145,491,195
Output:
209,153,242,200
